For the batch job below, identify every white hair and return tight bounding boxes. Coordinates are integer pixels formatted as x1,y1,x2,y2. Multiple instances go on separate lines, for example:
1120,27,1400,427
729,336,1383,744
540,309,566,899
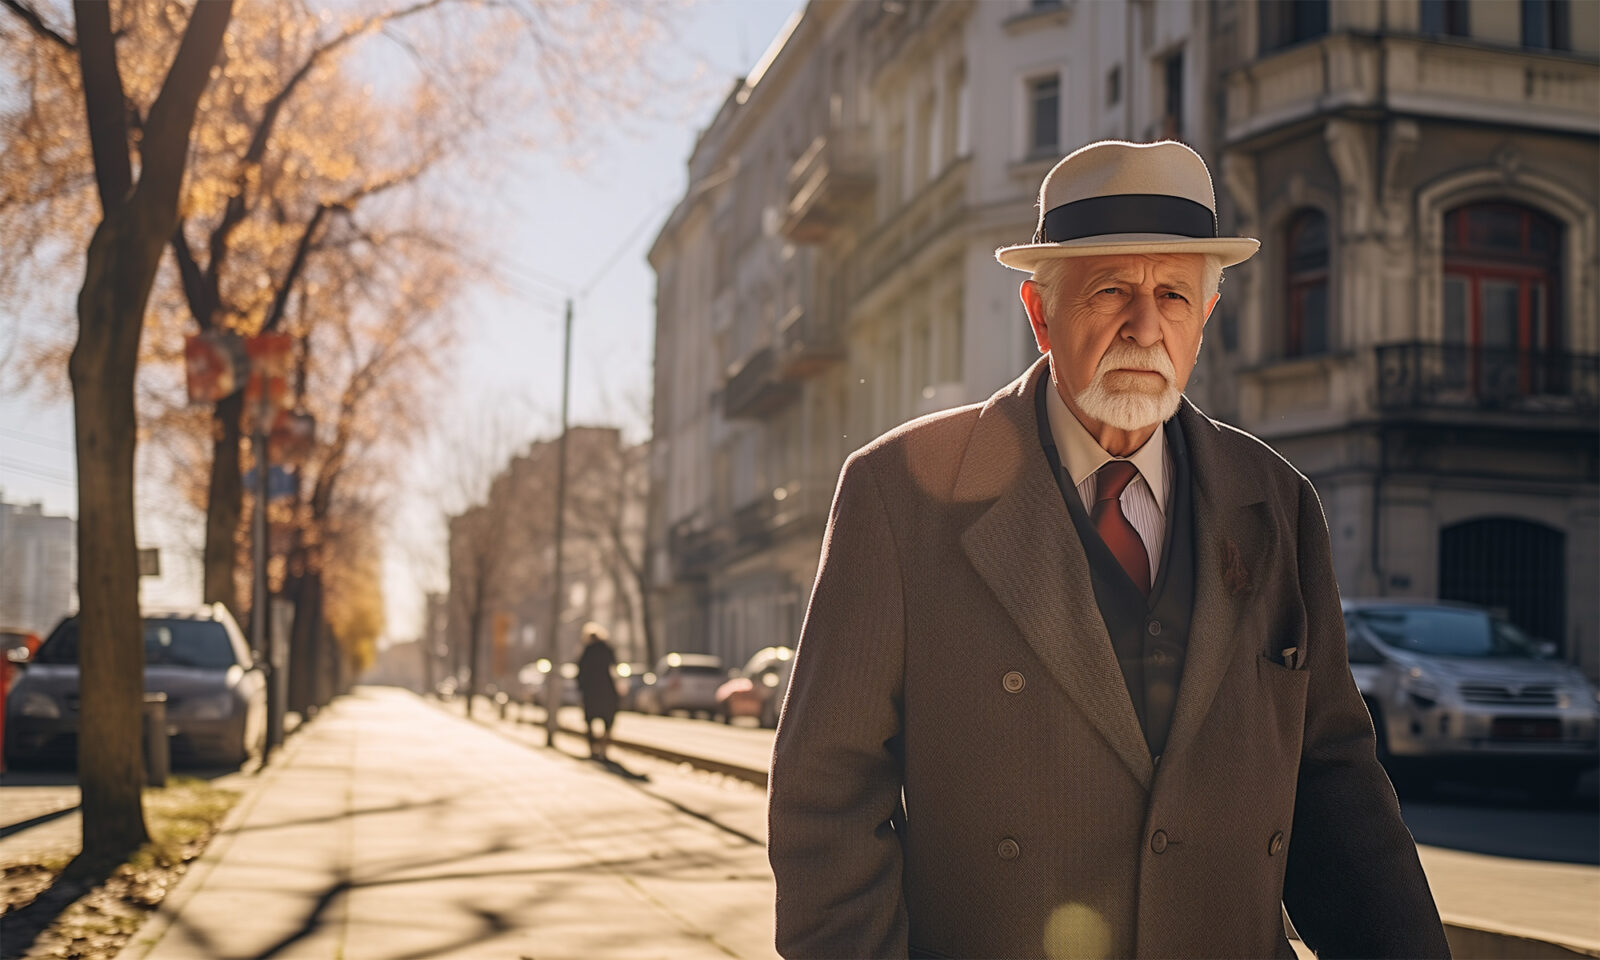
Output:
1030,253,1223,315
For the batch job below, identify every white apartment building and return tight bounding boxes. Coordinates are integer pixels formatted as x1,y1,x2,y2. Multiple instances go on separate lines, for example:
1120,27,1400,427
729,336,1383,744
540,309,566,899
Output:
0,495,77,635
650,0,1598,677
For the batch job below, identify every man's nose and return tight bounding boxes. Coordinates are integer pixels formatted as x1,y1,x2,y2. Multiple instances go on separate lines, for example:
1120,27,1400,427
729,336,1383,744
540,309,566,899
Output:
1119,292,1163,346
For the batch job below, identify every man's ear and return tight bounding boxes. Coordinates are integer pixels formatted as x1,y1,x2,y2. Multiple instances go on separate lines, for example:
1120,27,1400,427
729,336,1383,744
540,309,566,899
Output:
1020,280,1050,354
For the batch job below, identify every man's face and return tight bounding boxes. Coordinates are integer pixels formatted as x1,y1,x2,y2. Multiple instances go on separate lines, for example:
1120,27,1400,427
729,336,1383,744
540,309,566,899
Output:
1020,252,1220,432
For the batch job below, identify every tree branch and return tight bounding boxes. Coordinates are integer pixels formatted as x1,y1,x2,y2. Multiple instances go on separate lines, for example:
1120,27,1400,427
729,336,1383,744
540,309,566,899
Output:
4,0,74,51
133,0,233,221
72,1,132,212
202,0,449,311
169,221,211,328
261,204,328,334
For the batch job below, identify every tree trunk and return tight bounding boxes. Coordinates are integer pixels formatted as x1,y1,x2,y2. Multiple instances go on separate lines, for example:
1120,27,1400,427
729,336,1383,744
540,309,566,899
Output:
202,392,244,614
465,601,482,719
70,219,151,864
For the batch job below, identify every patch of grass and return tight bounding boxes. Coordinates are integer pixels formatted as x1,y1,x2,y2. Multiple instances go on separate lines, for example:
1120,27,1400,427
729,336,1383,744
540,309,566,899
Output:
1,777,241,959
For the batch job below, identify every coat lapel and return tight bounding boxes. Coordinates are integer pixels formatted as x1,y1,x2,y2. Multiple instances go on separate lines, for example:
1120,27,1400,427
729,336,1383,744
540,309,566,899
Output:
955,358,1154,790
1162,399,1273,761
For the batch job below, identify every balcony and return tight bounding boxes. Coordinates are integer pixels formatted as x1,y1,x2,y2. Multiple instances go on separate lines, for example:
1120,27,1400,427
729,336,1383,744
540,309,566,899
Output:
722,345,799,420
1225,33,1599,145
782,130,875,245
775,305,843,380
1236,343,1598,439
1375,343,1597,417
668,519,722,581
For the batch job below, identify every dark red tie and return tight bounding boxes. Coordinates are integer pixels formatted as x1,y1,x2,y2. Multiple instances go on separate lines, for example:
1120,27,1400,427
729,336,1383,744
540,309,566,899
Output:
1093,460,1151,596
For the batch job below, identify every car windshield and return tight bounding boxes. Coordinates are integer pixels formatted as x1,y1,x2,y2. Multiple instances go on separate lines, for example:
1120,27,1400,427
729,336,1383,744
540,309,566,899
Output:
1353,607,1542,658
33,618,239,669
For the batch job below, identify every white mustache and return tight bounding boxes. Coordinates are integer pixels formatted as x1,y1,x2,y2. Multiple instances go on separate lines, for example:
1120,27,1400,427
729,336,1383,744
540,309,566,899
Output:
1093,343,1175,386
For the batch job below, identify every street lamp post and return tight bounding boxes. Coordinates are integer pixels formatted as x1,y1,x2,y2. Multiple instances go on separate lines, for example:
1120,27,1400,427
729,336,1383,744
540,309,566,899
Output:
543,298,574,747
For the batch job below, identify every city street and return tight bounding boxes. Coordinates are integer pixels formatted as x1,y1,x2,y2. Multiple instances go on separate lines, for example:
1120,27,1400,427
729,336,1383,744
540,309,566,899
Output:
4,688,1595,958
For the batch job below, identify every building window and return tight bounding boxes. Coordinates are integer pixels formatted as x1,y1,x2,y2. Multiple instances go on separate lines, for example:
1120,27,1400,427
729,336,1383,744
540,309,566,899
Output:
1260,0,1329,52
1521,0,1571,50
1419,0,1470,36
1106,65,1122,107
1027,74,1060,157
1159,50,1184,141
1285,209,1330,358
1442,201,1564,396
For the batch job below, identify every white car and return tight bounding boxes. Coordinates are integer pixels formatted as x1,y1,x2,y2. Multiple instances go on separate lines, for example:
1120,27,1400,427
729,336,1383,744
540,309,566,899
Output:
638,653,725,719
1343,599,1600,798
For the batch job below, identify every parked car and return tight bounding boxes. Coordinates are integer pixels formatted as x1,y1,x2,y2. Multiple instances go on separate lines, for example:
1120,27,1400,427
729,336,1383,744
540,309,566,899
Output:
715,646,794,728
636,653,724,719
4,605,269,769
1343,599,1600,797
615,663,650,712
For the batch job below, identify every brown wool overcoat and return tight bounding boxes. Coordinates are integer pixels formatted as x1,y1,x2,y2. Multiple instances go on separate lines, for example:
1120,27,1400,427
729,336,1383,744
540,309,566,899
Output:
767,358,1450,960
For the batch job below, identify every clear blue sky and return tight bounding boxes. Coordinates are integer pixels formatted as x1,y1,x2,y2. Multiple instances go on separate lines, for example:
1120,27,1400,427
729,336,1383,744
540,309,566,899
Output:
0,0,805,637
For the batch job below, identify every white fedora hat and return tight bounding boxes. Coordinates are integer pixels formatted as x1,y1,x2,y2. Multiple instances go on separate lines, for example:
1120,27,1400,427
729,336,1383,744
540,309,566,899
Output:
995,140,1259,272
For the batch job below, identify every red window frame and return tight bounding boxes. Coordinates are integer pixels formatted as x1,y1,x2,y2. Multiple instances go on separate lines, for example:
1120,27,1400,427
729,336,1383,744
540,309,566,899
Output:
1285,209,1329,358
1443,203,1562,395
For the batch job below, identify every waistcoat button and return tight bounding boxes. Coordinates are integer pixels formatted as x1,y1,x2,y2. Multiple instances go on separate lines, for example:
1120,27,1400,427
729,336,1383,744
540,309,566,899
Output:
1002,671,1025,693
1268,831,1285,856
1147,620,1162,637
1150,830,1168,854
998,837,1020,861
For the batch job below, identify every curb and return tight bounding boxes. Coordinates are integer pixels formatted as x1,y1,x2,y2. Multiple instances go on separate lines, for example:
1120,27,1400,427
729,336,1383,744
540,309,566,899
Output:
113,712,318,960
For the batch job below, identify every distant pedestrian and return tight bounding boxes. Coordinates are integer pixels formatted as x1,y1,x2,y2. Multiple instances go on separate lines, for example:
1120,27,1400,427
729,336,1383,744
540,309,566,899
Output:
575,622,619,761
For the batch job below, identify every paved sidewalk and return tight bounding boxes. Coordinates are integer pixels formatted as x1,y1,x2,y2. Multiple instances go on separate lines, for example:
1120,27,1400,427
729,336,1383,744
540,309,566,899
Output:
121,687,777,960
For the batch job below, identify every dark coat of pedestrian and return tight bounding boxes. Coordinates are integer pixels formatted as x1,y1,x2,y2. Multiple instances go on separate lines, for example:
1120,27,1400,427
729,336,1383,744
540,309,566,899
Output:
766,141,1449,959
575,622,619,760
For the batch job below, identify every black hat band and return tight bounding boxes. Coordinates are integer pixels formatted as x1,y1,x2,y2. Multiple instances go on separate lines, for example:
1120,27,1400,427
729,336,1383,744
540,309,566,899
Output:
1034,193,1218,244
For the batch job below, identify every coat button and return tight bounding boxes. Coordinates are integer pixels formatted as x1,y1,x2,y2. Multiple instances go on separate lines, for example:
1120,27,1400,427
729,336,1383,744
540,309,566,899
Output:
1002,671,1025,694
1268,831,1285,856
1147,620,1161,637
1150,830,1168,854
997,837,1020,861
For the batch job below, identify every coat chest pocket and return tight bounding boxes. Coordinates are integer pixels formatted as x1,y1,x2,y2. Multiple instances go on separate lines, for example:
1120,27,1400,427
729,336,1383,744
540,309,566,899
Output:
1254,654,1311,756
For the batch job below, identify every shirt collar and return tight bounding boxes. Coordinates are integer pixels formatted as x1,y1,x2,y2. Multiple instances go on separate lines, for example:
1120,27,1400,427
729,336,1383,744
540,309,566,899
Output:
1044,374,1169,510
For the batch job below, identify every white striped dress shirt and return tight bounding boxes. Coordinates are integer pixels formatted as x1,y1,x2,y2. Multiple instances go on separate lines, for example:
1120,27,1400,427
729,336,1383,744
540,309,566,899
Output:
1044,383,1173,578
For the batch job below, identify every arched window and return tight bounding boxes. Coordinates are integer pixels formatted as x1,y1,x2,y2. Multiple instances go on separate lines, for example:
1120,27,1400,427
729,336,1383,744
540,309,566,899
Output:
1442,202,1563,397
1285,209,1329,357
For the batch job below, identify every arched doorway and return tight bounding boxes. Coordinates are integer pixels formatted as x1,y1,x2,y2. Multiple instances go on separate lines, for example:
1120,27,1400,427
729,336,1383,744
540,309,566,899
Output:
1438,517,1566,651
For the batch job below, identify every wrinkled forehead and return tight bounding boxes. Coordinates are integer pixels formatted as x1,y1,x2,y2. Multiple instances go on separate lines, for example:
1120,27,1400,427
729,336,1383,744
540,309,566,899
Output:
1064,252,1208,286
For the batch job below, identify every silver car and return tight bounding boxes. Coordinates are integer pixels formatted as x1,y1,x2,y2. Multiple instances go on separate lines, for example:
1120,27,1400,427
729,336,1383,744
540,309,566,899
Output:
638,653,725,719
1343,599,1600,796
5,605,268,769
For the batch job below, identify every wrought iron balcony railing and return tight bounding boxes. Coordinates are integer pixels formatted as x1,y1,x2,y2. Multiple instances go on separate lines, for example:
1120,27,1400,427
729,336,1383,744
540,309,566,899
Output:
1374,343,1598,416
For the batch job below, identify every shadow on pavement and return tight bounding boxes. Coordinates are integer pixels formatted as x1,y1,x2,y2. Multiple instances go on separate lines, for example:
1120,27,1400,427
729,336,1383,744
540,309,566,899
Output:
1400,775,1600,865
0,805,77,840
594,757,651,782
0,852,121,960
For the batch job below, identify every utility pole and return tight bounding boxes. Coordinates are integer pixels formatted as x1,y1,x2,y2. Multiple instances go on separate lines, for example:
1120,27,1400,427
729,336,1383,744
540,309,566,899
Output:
544,298,574,747
251,384,282,761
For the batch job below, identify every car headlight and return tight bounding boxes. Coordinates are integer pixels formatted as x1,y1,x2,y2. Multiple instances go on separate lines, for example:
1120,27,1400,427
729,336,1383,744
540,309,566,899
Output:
186,693,236,721
1401,667,1440,709
14,691,61,719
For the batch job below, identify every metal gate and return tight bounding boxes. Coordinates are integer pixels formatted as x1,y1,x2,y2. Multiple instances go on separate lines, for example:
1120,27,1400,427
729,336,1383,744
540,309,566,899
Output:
1438,517,1566,652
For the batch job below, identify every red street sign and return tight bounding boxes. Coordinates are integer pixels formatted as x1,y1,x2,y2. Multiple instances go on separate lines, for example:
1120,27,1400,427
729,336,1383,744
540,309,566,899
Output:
184,331,247,405
244,333,294,431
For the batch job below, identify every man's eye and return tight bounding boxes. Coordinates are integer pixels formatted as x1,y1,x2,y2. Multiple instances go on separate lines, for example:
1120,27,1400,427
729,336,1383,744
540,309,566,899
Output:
1098,287,1123,296
1163,291,1189,302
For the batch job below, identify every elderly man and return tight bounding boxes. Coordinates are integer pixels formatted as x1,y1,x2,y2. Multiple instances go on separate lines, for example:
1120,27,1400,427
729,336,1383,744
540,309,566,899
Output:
767,141,1449,959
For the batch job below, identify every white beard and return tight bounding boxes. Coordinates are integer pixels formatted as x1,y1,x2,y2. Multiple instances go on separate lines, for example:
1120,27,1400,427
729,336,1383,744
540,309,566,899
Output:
1070,341,1182,431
